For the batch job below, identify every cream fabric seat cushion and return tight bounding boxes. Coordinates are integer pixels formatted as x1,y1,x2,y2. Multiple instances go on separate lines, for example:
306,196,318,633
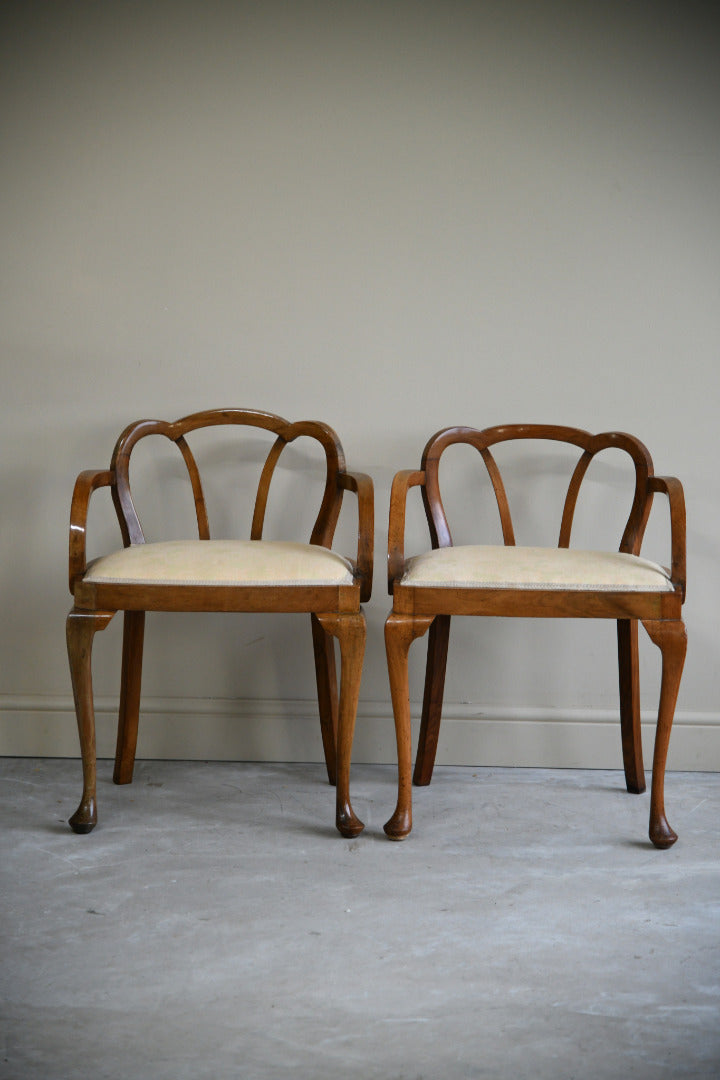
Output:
84,540,354,587
401,545,673,592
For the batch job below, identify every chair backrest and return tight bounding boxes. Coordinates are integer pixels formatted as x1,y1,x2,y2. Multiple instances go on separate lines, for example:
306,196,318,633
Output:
420,424,655,555
109,409,347,548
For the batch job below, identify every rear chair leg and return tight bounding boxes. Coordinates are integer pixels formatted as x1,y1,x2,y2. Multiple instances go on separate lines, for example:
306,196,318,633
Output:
311,612,338,786
642,619,687,849
66,607,115,833
617,618,645,794
316,611,366,838
384,613,433,840
414,614,451,786
114,610,145,785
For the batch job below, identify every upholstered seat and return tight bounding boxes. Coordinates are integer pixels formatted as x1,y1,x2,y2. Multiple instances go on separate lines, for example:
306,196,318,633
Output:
384,424,686,849
401,545,673,592
66,409,373,837
84,540,355,587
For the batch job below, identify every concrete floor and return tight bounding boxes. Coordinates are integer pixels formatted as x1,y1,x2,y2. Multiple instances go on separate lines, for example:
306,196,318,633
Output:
1,758,719,1080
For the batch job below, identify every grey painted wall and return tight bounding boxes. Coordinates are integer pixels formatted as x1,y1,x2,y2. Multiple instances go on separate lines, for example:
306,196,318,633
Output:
1,2,718,768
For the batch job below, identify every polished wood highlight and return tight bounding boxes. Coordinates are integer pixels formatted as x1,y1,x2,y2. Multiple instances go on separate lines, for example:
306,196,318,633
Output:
384,424,687,848
66,409,373,835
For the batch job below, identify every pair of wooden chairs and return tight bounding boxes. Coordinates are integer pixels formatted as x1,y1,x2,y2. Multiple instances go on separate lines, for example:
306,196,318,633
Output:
67,411,686,848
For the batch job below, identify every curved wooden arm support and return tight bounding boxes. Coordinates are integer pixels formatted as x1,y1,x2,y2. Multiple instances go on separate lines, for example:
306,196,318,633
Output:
647,476,686,601
387,470,426,593
68,470,114,592
338,471,375,603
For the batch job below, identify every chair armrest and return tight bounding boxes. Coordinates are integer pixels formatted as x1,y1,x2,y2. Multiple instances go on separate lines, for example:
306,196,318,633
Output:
68,469,114,593
648,475,686,601
387,470,426,594
338,471,374,603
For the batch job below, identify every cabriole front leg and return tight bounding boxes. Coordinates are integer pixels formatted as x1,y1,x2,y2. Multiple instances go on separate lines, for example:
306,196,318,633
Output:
642,618,687,849
384,613,433,840
66,607,115,833
316,611,366,838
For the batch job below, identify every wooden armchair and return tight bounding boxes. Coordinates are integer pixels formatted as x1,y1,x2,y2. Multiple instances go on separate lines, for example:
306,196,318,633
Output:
66,409,373,837
384,424,686,848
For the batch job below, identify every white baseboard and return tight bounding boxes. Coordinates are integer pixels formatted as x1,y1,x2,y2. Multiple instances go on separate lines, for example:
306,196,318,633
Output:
1,695,719,770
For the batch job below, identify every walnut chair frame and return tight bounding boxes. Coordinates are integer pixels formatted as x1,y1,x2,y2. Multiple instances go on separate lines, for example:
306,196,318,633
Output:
67,409,373,837
384,424,686,848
